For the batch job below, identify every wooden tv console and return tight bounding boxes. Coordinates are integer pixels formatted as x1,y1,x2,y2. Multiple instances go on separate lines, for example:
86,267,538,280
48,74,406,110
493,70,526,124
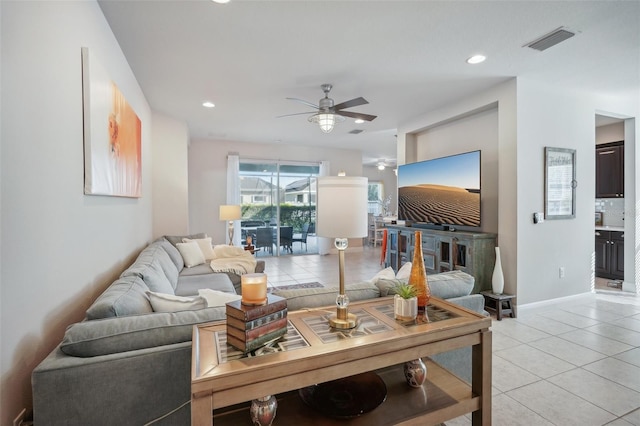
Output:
385,225,497,294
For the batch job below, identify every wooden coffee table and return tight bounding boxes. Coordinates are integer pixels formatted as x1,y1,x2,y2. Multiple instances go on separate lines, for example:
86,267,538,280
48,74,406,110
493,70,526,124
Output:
191,297,492,425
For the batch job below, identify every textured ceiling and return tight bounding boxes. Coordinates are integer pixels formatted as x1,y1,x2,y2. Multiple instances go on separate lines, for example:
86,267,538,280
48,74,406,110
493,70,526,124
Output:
98,0,639,167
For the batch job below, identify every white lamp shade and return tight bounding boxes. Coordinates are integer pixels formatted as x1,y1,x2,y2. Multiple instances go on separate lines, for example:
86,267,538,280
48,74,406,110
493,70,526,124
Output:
219,205,241,221
316,176,368,238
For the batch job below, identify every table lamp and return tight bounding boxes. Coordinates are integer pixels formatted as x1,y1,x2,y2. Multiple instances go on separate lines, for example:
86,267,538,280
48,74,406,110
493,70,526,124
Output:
219,205,241,245
316,175,368,329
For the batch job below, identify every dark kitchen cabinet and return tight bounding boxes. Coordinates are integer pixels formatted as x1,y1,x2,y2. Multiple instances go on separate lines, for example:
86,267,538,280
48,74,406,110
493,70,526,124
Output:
596,141,624,198
595,230,624,280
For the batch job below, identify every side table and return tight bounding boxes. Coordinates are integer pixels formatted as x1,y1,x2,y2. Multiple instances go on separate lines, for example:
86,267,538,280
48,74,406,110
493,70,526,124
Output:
480,291,516,321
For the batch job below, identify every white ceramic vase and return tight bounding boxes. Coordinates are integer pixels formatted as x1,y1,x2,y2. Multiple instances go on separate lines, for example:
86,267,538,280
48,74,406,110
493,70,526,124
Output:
394,295,418,321
492,247,504,295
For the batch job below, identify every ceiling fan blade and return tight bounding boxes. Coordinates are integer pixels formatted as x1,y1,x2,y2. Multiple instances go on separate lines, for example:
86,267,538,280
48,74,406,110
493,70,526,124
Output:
333,97,368,110
286,97,319,109
337,111,377,121
277,111,318,118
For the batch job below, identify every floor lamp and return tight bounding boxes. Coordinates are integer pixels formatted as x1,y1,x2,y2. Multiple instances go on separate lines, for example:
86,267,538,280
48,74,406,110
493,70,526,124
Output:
219,205,241,245
316,176,368,329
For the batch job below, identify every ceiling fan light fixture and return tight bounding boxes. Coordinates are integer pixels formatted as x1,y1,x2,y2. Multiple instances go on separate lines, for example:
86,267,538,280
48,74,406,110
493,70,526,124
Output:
354,118,365,124
377,162,386,171
309,112,344,133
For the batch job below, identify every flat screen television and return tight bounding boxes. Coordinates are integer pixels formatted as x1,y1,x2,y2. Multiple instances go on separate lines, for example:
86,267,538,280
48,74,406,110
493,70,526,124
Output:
397,150,481,228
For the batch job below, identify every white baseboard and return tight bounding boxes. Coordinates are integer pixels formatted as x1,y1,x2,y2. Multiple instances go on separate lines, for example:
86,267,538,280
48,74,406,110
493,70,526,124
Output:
517,291,594,311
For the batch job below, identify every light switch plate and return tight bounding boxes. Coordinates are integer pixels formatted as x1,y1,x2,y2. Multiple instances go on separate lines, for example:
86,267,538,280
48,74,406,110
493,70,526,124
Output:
533,212,544,224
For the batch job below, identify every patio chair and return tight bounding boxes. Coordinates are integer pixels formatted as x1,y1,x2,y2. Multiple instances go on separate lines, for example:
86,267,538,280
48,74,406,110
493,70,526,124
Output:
279,226,293,253
256,227,274,254
292,223,310,251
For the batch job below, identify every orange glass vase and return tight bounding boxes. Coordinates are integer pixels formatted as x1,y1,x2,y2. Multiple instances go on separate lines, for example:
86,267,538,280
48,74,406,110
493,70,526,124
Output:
408,231,431,310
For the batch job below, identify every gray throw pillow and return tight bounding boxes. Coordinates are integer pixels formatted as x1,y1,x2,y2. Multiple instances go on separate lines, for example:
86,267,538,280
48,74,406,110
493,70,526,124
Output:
164,233,206,248
376,270,474,299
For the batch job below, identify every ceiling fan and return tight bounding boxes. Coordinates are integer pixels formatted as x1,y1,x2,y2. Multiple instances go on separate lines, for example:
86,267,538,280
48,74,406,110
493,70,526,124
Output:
279,84,377,133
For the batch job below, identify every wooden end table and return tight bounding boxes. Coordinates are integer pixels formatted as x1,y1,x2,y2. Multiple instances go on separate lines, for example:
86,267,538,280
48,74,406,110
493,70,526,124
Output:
192,297,492,425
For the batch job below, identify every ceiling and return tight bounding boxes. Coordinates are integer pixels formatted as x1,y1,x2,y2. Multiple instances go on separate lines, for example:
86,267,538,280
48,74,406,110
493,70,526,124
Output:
98,1,639,168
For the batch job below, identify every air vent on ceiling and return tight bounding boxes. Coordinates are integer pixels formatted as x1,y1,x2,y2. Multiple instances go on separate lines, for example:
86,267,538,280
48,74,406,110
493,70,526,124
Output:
525,27,575,51
349,129,364,134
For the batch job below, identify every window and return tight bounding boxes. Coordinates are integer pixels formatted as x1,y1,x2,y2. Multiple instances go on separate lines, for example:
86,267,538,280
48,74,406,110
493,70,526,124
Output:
368,181,384,215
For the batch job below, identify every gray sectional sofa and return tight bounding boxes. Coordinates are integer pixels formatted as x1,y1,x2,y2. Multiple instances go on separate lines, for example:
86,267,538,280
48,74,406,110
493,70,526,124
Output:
32,234,263,425
32,237,484,425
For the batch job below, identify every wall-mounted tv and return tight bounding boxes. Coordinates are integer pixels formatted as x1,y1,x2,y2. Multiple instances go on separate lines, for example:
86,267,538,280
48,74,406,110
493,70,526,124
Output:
397,150,481,228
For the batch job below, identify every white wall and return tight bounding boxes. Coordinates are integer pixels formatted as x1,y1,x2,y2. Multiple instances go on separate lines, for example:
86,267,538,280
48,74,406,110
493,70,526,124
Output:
188,139,364,244
398,80,518,295
152,113,190,237
1,2,152,423
362,165,397,215
516,78,638,303
414,107,499,234
399,77,638,304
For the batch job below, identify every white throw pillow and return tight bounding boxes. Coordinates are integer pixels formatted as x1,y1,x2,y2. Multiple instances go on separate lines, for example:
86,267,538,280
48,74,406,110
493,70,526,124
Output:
370,266,396,284
198,288,242,307
396,262,412,280
147,291,207,312
176,241,206,267
182,237,216,260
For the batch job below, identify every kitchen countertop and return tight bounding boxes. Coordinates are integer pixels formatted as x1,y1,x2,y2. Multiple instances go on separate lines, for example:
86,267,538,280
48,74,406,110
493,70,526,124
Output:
595,226,624,232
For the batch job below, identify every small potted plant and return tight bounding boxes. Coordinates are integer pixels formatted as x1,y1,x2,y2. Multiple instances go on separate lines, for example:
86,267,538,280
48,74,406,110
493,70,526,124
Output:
393,281,418,321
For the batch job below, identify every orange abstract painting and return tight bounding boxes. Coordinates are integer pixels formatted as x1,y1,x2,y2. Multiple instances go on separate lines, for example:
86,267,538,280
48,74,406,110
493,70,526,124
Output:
82,47,142,197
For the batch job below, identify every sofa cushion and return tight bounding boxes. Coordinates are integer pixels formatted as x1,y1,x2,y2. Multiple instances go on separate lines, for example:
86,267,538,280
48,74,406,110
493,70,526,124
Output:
198,288,241,307
176,241,206,268
147,243,180,288
86,276,153,320
271,281,380,311
396,262,412,280
61,307,226,357
376,270,474,299
121,256,175,295
147,291,207,312
174,273,236,297
370,267,396,284
178,263,213,277
164,233,206,248
428,271,475,298
183,236,215,260
154,237,184,271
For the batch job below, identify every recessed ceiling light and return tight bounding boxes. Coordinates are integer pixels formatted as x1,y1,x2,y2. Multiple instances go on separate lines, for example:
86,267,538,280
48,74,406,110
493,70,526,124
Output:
202,101,215,108
211,0,230,3
354,118,365,124
466,55,486,64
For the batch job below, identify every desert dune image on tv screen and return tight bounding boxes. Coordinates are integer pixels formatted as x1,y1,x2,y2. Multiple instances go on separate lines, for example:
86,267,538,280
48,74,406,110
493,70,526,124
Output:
398,151,480,227
398,185,480,227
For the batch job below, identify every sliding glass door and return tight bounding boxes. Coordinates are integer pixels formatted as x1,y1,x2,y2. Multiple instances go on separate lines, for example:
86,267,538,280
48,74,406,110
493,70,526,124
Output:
239,159,318,256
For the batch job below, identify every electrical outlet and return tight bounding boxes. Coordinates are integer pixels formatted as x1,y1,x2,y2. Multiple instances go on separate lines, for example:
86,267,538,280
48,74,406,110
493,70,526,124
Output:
559,267,565,278
13,408,26,426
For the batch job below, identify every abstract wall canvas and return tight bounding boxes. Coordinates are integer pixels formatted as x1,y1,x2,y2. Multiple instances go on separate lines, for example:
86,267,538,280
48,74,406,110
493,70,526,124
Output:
82,47,141,197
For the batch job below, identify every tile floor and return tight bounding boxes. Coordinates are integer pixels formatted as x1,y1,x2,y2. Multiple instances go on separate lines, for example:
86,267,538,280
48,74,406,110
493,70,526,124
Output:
263,246,640,426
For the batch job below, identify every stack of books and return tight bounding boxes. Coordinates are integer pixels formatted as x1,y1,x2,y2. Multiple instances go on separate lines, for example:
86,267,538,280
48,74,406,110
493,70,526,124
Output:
225,294,288,353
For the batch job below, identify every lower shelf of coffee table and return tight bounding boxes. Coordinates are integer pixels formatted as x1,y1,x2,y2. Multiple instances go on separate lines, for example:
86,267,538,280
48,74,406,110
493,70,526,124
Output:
212,359,478,425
